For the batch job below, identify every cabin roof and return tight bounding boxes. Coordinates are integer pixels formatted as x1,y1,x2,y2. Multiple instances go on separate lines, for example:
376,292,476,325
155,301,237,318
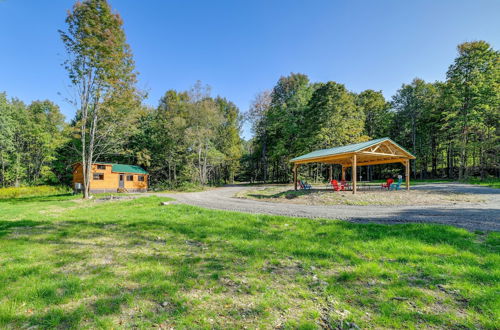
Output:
290,137,415,163
92,162,149,174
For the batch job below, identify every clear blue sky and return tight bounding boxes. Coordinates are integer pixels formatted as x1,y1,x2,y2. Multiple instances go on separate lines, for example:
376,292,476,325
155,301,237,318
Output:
1,0,499,139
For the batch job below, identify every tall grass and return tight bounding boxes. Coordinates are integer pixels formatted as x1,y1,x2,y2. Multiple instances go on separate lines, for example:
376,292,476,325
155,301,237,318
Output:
0,186,71,199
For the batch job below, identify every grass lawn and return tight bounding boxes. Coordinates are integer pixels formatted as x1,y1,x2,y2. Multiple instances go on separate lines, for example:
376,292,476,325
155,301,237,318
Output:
466,178,500,189
0,194,498,328
236,186,485,206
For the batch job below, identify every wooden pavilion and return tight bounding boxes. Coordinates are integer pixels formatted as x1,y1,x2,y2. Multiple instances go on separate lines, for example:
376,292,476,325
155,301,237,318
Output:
290,138,416,194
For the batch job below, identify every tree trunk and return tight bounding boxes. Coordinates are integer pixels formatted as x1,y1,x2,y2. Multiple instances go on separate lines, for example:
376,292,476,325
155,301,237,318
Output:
0,152,4,187
262,140,267,183
14,153,20,187
431,137,437,178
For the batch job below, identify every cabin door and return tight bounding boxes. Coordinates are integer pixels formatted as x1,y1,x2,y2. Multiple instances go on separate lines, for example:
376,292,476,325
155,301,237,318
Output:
119,174,124,188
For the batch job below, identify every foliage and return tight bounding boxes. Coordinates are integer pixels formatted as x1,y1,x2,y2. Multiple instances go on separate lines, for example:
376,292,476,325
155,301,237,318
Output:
445,41,499,180
59,0,142,198
2,28,498,189
126,82,243,186
0,195,498,328
357,89,392,139
303,81,367,150
245,41,499,183
0,93,67,187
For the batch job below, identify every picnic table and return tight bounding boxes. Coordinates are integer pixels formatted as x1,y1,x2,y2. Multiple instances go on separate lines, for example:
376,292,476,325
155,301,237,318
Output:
325,181,381,191
357,181,380,190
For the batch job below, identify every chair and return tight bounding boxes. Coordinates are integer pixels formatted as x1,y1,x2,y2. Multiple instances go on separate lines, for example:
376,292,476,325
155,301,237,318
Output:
381,178,394,190
299,180,312,190
330,180,345,191
390,181,401,190
390,178,403,190
340,180,350,190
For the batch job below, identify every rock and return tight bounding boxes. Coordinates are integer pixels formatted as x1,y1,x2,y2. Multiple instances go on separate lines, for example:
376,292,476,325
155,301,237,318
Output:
391,296,409,301
161,301,169,307
160,201,172,205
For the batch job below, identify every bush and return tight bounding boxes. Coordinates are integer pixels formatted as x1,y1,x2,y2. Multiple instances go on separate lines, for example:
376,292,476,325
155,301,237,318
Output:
0,186,72,199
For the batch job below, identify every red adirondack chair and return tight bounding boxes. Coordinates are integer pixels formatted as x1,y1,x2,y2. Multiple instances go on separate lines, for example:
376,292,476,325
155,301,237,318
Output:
330,180,345,191
340,180,350,190
381,178,394,190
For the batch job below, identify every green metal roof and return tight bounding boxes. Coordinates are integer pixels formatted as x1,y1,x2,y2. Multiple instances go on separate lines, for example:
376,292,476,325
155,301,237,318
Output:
94,162,148,174
290,137,414,162
111,164,148,174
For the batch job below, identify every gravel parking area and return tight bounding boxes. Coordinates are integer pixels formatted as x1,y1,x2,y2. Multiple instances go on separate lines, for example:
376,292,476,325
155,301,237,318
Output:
153,183,500,232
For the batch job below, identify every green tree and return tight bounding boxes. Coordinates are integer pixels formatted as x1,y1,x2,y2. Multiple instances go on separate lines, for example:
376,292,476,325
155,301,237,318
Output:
445,41,499,179
356,90,392,180
59,0,140,198
247,90,272,182
356,89,391,139
392,78,437,177
0,93,15,187
304,82,366,149
266,73,314,181
215,97,243,183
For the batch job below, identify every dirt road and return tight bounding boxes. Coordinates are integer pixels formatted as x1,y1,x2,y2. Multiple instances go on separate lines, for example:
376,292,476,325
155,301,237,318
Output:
153,183,500,231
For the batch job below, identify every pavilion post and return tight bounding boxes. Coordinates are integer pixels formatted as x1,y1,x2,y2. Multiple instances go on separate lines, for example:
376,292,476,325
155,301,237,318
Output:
352,155,357,194
405,159,410,190
341,166,345,181
293,164,298,191
328,165,332,182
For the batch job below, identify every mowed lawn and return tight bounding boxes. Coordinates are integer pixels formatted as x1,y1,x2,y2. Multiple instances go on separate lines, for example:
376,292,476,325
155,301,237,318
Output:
0,195,498,329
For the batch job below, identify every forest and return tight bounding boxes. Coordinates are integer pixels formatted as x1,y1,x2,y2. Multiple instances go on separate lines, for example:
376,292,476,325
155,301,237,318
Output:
0,0,498,190
244,40,499,183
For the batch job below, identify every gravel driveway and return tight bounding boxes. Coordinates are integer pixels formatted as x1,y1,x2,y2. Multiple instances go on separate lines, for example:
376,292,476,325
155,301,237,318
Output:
153,183,500,232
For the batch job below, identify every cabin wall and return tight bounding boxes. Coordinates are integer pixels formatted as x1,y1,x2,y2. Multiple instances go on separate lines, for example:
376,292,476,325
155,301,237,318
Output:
123,174,148,191
72,163,148,193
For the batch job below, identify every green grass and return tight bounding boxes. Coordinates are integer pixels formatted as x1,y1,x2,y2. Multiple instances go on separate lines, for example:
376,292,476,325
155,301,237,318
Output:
0,185,72,199
0,195,498,328
466,178,500,189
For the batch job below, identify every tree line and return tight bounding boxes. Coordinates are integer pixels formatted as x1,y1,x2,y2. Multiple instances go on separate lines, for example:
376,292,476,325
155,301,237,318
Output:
0,0,498,192
243,40,499,183
0,0,244,193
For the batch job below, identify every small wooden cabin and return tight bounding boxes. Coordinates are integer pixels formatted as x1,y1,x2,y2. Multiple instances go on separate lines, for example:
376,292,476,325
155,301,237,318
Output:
72,162,149,193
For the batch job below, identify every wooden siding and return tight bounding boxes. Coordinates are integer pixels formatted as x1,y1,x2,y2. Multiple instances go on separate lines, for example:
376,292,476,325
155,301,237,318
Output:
72,163,148,192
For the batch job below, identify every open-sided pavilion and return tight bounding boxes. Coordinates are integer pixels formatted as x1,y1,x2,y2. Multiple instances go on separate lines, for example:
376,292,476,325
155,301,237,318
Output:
290,138,416,194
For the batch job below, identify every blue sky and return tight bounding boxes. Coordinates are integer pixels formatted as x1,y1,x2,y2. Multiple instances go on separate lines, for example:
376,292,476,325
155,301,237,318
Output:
1,0,499,139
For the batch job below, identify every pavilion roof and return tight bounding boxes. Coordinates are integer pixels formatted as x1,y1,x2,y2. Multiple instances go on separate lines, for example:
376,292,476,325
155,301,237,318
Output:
290,137,415,165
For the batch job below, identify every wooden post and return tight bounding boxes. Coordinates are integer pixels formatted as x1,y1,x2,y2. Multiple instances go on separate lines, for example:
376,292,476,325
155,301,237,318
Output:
352,155,357,194
341,166,346,181
293,164,298,191
328,165,332,182
405,159,410,190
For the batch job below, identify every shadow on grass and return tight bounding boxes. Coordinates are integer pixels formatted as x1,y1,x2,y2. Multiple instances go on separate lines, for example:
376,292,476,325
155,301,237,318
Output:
0,220,46,237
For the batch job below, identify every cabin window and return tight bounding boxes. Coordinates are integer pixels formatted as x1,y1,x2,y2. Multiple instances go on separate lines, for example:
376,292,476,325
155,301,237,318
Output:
138,176,145,182
97,164,106,170
126,175,134,181
93,173,104,180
